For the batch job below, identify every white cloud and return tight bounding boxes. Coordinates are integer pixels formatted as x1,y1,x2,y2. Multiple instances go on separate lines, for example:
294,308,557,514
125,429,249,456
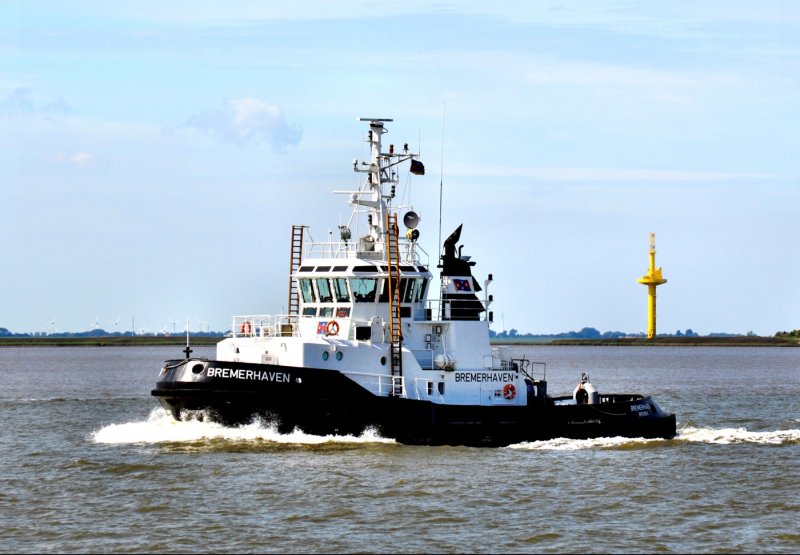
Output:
51,151,94,167
181,98,301,150
0,87,70,116
99,1,800,33
0,87,35,114
70,152,93,166
452,164,776,183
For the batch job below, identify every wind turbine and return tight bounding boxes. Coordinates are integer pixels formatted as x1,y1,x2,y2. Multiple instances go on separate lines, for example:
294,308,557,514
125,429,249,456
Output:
197,319,209,333
112,317,120,333
49,317,56,335
94,316,100,330
170,317,179,334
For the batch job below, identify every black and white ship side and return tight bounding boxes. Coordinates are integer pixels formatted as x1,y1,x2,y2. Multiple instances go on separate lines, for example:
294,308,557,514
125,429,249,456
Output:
152,117,676,447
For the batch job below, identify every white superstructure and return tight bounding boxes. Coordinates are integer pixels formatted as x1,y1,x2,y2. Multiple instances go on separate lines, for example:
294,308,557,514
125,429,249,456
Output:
213,118,531,407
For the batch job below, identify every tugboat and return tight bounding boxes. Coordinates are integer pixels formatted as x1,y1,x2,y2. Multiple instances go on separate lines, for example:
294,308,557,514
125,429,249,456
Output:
152,117,676,447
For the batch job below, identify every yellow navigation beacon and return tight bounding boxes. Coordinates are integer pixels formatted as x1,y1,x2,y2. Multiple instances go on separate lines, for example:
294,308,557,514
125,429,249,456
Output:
637,232,667,339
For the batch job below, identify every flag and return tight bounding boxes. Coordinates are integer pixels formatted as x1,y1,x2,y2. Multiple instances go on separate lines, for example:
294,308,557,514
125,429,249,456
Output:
453,278,472,292
317,321,328,334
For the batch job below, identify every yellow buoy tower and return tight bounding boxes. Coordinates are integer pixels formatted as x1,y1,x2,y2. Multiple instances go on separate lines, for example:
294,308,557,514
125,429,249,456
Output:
637,232,667,339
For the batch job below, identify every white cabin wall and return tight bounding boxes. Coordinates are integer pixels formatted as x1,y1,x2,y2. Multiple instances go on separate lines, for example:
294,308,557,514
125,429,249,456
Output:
444,320,493,370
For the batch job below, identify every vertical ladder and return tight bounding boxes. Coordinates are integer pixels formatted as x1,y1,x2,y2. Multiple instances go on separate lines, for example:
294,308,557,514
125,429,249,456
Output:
287,225,306,316
385,213,403,395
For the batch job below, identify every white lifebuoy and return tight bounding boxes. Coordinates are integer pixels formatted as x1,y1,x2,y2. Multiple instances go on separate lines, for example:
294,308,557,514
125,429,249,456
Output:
240,321,252,335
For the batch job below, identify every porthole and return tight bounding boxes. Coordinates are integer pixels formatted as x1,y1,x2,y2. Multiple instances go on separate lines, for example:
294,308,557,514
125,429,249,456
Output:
336,351,343,361
191,363,204,374
322,351,329,361
380,356,387,366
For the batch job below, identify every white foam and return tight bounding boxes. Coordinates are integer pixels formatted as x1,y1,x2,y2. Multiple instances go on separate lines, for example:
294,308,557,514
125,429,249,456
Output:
91,411,800,448
507,426,800,450
90,408,395,445
508,435,661,451
676,426,800,445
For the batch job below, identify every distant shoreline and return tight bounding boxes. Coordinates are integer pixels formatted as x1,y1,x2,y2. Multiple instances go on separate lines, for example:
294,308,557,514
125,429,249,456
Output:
0,335,796,347
492,336,799,347
0,336,222,347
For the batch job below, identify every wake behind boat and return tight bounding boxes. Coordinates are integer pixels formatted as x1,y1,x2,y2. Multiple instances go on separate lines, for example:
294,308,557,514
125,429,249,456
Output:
152,117,676,447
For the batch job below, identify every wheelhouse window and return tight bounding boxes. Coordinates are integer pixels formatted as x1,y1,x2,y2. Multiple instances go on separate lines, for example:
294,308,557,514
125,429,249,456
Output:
332,277,350,303
379,277,419,303
416,278,429,302
299,279,316,303
399,279,410,302
403,278,417,303
316,278,333,303
351,277,377,302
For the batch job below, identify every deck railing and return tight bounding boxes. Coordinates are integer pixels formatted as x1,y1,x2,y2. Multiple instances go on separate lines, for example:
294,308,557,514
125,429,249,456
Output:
232,314,298,338
300,239,429,267
341,370,406,398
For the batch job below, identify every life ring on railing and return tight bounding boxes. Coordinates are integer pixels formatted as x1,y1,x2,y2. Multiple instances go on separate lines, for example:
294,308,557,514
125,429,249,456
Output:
240,320,252,335
503,383,516,400
325,320,340,336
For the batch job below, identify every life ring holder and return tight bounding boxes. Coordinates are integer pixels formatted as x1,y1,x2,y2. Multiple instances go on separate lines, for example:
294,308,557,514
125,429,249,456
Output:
325,320,340,336
240,320,252,335
575,385,588,405
503,383,516,400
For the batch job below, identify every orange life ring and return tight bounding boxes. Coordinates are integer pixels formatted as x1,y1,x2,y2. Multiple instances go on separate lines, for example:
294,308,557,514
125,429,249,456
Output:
325,320,340,336
503,383,516,400
240,320,252,335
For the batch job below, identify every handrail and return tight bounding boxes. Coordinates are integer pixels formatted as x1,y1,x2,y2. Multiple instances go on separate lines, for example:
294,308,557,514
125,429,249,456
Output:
232,314,298,338
299,239,430,267
412,377,445,403
341,369,406,398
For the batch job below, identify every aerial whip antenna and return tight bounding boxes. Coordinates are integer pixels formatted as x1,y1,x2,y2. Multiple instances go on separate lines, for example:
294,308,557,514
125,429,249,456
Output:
438,102,446,259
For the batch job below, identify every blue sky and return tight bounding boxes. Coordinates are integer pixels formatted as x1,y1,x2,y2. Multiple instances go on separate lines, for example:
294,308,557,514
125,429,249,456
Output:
1,1,798,336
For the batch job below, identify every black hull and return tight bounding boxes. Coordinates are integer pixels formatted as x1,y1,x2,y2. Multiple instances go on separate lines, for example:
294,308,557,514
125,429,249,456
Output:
152,359,676,447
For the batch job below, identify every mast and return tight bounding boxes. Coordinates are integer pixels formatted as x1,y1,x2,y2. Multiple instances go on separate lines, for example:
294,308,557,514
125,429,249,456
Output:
351,118,423,258
350,118,425,394
350,118,391,254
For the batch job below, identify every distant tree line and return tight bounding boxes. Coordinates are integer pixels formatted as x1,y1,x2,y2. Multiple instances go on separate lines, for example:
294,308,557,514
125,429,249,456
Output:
490,327,630,340
2,325,797,339
0,327,227,338
489,327,798,339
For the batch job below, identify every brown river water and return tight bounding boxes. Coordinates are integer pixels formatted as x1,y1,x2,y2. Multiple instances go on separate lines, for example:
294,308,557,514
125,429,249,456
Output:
1,345,798,553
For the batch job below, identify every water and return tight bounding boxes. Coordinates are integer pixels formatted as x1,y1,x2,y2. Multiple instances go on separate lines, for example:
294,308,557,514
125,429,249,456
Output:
1,345,798,553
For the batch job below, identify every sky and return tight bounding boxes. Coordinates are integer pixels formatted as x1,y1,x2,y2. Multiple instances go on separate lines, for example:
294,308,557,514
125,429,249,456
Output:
1,1,798,336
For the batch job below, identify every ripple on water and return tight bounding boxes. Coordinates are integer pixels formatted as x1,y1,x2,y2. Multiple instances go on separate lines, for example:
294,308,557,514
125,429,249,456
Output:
3,346,800,554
